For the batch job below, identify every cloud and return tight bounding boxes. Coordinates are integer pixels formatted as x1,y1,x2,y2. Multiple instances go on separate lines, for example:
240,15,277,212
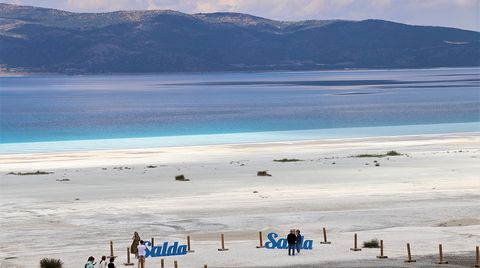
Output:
3,0,479,30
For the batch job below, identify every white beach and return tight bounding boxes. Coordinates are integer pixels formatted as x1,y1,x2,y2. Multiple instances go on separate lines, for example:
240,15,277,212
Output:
1,133,479,267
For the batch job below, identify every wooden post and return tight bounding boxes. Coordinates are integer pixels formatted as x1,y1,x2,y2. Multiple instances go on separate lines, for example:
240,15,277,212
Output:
110,241,113,257
350,233,361,251
174,260,178,268
124,247,134,266
151,237,155,247
187,235,195,253
376,239,388,259
256,231,264,248
404,243,416,263
108,240,117,258
160,258,164,268
218,233,229,251
437,244,448,264
320,227,331,244
475,246,479,267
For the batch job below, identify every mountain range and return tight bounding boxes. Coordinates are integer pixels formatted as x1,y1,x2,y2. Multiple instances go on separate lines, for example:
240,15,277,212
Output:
0,3,479,73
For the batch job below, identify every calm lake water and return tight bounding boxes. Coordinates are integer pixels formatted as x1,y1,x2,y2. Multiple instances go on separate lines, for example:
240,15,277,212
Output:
1,68,479,150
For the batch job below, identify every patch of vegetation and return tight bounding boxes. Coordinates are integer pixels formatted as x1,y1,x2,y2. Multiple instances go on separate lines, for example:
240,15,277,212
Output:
40,258,63,268
386,150,401,156
6,171,53,176
230,160,247,166
146,165,157,168
273,158,304,162
355,153,386,158
113,166,131,170
175,174,190,181
257,171,272,177
363,239,380,248
354,151,402,158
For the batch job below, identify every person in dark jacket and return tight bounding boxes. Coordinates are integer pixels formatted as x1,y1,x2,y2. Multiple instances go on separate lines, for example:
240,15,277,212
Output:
107,257,116,268
287,229,297,256
295,229,304,254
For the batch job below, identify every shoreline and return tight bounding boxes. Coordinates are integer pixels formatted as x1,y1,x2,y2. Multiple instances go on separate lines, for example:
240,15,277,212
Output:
1,122,479,154
1,66,479,77
1,131,479,171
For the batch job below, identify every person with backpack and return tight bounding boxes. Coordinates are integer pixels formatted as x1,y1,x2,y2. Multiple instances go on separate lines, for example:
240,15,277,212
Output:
287,229,297,256
85,256,95,268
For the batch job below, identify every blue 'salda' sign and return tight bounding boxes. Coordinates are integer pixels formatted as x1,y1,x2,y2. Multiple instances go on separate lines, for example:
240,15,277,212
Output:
143,232,312,256
144,241,188,258
265,232,313,250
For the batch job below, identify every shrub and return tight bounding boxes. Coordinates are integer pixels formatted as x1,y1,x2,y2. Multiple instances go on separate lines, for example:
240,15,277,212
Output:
40,258,63,268
363,239,380,248
273,158,303,162
355,153,385,158
386,150,402,156
7,170,53,175
354,151,402,158
257,171,272,176
175,174,190,181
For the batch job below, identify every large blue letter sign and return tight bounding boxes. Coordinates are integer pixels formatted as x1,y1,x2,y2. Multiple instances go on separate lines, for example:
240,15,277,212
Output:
265,232,313,250
144,241,188,258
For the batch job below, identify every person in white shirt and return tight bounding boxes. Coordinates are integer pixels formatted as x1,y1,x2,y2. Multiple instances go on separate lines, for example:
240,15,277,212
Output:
98,256,107,268
137,240,147,268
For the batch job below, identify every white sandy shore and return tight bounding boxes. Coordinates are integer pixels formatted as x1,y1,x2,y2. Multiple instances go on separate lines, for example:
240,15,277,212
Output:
1,133,479,268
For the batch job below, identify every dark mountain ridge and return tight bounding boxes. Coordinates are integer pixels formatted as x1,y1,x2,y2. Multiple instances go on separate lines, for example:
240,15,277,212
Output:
0,3,479,74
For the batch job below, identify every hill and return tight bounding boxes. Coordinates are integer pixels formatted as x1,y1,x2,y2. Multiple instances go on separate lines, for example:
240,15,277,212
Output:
0,3,479,73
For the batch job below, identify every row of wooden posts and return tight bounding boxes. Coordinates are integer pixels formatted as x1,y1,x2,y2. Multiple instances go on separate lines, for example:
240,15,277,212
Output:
105,228,480,267
349,232,479,265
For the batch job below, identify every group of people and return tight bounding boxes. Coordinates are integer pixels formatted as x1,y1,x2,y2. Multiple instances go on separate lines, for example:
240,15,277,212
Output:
84,256,116,268
84,232,146,268
86,230,302,267
286,229,303,256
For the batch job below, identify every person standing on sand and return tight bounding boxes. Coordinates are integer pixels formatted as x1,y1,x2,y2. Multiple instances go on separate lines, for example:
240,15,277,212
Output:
98,256,107,268
295,229,303,254
137,240,147,268
287,229,297,256
131,232,141,258
85,256,95,268
107,257,116,268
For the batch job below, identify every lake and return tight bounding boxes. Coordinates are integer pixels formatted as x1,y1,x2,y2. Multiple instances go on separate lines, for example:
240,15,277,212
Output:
1,68,479,152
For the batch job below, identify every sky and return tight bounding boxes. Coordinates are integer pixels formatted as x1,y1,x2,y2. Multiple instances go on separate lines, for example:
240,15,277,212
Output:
3,0,480,31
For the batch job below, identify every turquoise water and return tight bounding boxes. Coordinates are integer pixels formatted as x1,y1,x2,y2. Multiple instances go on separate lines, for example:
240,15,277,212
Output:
1,68,479,152
0,122,478,154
